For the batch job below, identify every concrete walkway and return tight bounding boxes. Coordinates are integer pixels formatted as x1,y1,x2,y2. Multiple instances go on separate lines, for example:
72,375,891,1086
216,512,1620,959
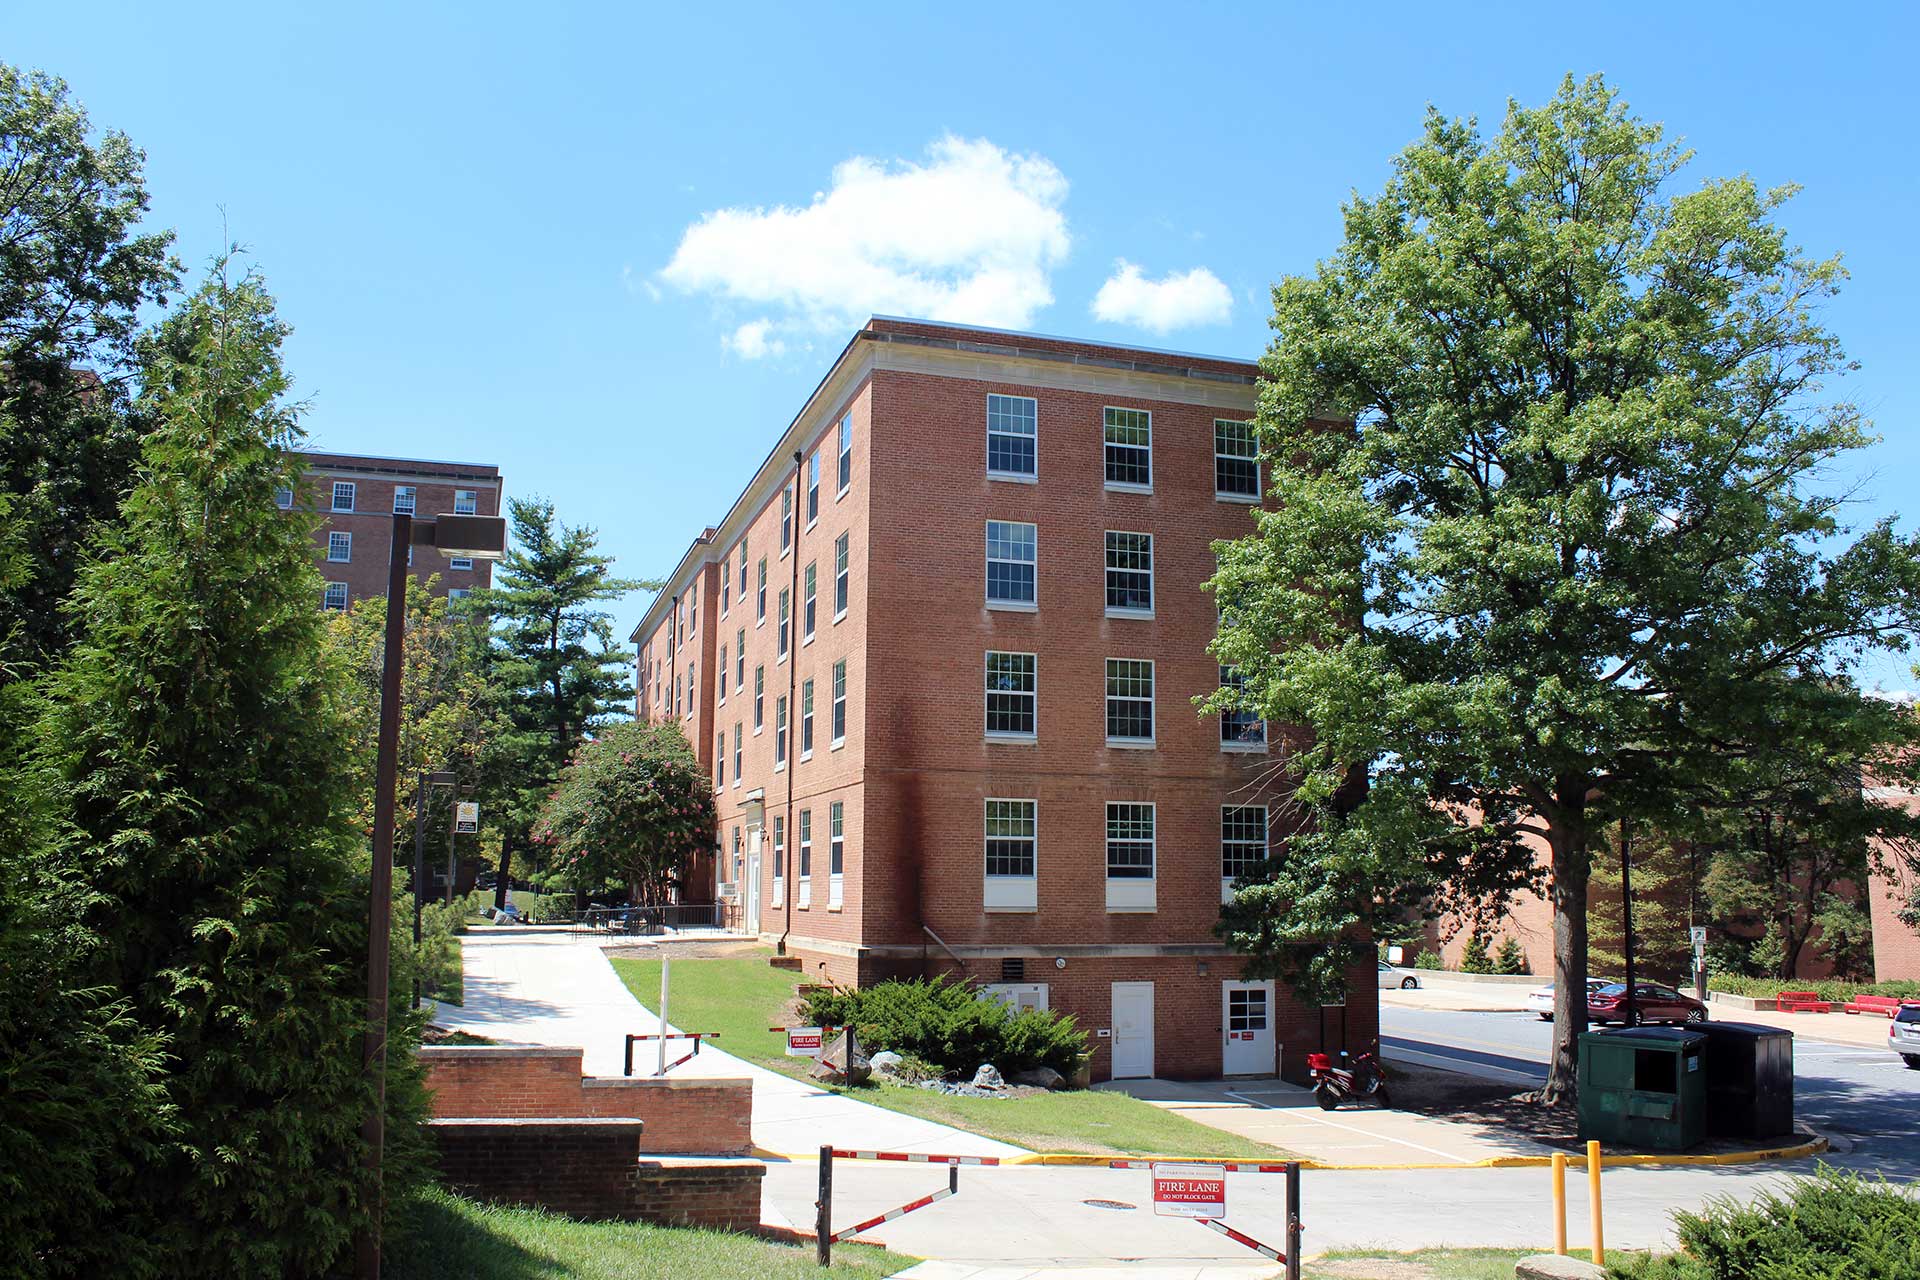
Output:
432,931,1021,1160
1095,1077,1559,1166
1382,984,1533,1013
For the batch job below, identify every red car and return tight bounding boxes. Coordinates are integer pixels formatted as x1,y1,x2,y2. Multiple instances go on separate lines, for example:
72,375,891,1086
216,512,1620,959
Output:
1587,982,1707,1026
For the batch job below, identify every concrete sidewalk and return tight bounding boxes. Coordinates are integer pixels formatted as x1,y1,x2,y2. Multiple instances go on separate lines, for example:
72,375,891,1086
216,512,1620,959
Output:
1382,985,1533,1013
432,932,1021,1160
1095,1078,1559,1166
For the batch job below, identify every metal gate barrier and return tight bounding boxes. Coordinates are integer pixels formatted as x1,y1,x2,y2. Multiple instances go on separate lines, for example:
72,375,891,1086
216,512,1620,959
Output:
811,1146,1000,1265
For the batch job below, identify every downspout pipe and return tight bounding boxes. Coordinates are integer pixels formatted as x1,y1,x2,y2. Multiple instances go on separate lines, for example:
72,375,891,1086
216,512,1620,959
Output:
778,449,802,957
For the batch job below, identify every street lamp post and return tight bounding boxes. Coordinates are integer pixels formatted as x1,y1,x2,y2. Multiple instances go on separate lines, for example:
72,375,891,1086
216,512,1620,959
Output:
411,769,457,1010
359,510,505,1280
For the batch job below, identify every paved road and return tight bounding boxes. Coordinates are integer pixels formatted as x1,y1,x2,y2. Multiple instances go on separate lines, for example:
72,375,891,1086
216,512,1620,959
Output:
1380,1005,1920,1178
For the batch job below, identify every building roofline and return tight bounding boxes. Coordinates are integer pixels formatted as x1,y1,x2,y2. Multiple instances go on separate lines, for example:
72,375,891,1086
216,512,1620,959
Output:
298,449,502,474
866,314,1259,370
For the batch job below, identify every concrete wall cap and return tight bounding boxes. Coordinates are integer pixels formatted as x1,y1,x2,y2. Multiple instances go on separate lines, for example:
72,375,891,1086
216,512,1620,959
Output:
419,1045,583,1059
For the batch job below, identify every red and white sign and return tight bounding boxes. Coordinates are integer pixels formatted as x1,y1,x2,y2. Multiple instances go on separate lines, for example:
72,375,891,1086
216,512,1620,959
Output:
1151,1163,1227,1219
785,1027,826,1057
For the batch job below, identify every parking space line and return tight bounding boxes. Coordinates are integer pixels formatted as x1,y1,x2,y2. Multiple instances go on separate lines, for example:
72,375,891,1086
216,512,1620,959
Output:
1224,1089,1477,1164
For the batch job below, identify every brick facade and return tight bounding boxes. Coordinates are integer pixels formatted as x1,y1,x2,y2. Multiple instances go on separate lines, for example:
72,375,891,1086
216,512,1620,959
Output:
292,451,502,614
419,1045,753,1155
1868,785,1920,981
629,318,1379,1081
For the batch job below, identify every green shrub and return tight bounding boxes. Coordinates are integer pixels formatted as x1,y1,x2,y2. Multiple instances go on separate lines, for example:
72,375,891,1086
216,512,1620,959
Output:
1609,1166,1920,1279
418,899,465,1003
804,976,1087,1077
1415,949,1443,970
1460,934,1493,973
1706,975,1920,1003
1495,937,1528,975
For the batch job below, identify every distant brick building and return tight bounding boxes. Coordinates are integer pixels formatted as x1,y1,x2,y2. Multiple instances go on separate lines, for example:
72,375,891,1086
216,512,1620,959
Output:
290,451,502,611
627,317,1377,1082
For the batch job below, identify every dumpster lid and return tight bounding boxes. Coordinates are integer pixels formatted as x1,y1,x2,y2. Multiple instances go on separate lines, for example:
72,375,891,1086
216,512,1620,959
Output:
1693,1020,1792,1041
1579,1026,1707,1048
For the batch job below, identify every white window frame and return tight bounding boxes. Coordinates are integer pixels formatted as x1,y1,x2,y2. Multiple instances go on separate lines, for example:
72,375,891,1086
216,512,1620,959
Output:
831,659,847,748
833,533,849,622
807,452,820,528
798,809,812,909
802,562,816,644
829,801,845,908
716,733,725,788
736,629,745,687
448,556,473,571
800,678,814,761
274,486,294,510
771,816,785,906
1105,658,1155,748
327,530,352,563
780,488,793,556
1221,805,1269,904
449,588,471,600
331,481,356,512
837,414,853,497
322,581,349,611
757,557,768,625
985,651,1037,741
453,489,477,515
774,695,788,770
1103,531,1154,619
984,798,1038,912
733,722,742,786
718,645,728,703
721,559,730,617
393,485,417,515
985,520,1037,610
777,588,790,661
987,393,1038,481
1102,406,1152,493
1220,665,1268,752
754,665,764,733
1105,801,1157,912
1214,420,1260,502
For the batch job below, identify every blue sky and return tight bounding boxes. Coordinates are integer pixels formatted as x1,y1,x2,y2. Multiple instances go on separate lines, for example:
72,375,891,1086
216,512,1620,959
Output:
14,3,1918,688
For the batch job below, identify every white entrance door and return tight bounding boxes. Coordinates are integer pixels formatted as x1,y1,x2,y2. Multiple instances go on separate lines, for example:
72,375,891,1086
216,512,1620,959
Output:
745,827,763,934
1222,980,1276,1076
1111,981,1155,1079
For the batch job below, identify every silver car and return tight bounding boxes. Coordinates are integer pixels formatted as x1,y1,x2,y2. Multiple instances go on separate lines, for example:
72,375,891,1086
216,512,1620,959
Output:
1377,961,1421,990
1892,1004,1920,1069
1528,977,1611,1020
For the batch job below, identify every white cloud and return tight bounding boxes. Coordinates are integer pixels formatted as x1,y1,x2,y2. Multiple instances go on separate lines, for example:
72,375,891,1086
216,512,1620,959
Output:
1091,260,1232,333
724,319,785,360
660,136,1071,348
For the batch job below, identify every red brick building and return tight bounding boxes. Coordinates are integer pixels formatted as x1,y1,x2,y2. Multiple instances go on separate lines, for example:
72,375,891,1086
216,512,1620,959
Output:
628,317,1377,1082
290,451,503,611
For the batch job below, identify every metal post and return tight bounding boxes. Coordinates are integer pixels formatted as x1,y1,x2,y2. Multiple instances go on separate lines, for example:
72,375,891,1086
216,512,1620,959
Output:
409,774,428,1009
624,1034,635,1078
815,1144,833,1266
1586,1140,1605,1267
1284,1160,1301,1280
658,957,671,1076
1551,1151,1568,1255
1621,818,1636,1027
357,510,411,1280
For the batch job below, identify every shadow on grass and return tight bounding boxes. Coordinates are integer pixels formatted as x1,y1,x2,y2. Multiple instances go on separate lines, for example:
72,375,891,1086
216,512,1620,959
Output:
387,1190,567,1280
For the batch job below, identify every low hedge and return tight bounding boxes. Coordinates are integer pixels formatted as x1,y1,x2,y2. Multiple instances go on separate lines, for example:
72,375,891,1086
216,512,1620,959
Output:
1707,976,1920,1003
804,976,1088,1078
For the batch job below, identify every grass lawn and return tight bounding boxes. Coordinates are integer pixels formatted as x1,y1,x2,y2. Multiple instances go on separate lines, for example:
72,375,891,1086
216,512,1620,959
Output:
387,1188,909,1279
1305,1247,1649,1279
610,952,1288,1159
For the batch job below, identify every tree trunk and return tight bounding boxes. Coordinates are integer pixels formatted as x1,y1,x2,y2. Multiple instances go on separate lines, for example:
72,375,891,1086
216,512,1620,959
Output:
494,834,512,911
1542,795,1590,1107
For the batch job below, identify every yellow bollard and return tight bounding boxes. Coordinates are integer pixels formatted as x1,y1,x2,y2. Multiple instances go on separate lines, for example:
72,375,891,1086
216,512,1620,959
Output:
1587,1139,1605,1267
1551,1152,1568,1256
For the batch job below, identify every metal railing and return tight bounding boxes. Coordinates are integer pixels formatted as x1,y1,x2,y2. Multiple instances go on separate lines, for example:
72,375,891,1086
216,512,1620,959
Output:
569,903,726,937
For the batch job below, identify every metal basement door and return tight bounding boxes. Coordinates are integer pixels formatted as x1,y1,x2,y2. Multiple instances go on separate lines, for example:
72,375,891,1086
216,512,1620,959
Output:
1222,979,1276,1076
1111,981,1155,1078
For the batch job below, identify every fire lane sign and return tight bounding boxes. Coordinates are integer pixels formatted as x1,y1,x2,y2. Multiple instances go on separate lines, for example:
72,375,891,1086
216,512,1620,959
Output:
784,1026,826,1058
1151,1162,1227,1219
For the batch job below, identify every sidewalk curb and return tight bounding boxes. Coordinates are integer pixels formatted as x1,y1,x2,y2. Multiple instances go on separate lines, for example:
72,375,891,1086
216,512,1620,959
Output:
757,1134,1827,1171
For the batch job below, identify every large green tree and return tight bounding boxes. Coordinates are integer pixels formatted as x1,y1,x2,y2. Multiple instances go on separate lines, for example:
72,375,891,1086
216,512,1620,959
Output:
0,64,178,671
533,719,716,902
40,259,426,1275
1212,75,1920,1102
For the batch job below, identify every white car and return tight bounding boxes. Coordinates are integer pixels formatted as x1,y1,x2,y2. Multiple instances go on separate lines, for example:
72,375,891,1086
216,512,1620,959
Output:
1891,1004,1920,1069
1528,977,1612,1020
1378,961,1421,990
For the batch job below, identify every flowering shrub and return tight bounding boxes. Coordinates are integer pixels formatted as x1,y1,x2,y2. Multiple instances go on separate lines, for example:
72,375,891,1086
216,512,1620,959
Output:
533,721,715,898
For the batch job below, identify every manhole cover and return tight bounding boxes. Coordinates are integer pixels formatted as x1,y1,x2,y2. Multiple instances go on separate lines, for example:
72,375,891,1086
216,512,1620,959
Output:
1083,1199,1137,1211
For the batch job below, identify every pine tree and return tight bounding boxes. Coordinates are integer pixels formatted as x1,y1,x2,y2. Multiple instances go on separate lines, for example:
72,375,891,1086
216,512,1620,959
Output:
41,260,423,1276
1460,933,1493,974
1589,821,1690,984
1494,937,1528,975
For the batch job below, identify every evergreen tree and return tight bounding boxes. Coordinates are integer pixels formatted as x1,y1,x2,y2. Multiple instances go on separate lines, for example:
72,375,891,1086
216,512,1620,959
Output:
40,259,423,1276
1494,937,1528,976
1589,821,1690,983
1459,933,1493,974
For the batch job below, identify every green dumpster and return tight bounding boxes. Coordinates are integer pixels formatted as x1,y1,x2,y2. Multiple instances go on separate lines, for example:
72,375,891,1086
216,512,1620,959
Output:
1577,1026,1707,1151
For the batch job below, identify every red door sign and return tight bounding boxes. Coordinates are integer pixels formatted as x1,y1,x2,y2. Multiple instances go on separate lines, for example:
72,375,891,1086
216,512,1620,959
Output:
1151,1163,1227,1219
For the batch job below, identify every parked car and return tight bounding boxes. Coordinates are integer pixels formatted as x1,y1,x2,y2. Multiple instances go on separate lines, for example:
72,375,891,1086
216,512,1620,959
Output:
1377,961,1421,990
1527,977,1612,1020
1587,982,1707,1026
1891,1003,1920,1068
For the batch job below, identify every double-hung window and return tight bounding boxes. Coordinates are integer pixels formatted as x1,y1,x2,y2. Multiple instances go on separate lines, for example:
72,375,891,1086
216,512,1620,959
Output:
837,415,852,494
802,563,816,642
987,394,1037,478
331,481,356,512
1105,659,1154,745
733,723,742,784
757,558,767,623
798,810,812,908
831,660,847,745
771,816,785,905
1214,420,1260,500
754,666,765,731
736,630,745,686
780,489,792,554
985,652,1037,739
807,454,820,525
1219,665,1266,749
1221,805,1268,902
393,485,416,515
453,489,477,515
685,663,695,717
829,802,844,906
777,589,790,660
1102,407,1151,489
800,679,814,758
274,486,294,510
716,733,725,788
1104,531,1153,616
833,534,849,619
721,560,730,615
983,798,1037,912
985,520,1036,608
718,646,728,701
449,556,473,570
322,582,349,611
328,531,352,563
1105,802,1156,912
775,695,788,768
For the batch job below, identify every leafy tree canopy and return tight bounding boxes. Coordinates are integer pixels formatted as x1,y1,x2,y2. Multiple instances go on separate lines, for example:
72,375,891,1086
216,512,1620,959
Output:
533,719,716,900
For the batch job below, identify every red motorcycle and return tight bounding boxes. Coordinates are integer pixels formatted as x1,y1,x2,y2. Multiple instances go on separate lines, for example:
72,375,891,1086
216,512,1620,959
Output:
1306,1048,1390,1110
